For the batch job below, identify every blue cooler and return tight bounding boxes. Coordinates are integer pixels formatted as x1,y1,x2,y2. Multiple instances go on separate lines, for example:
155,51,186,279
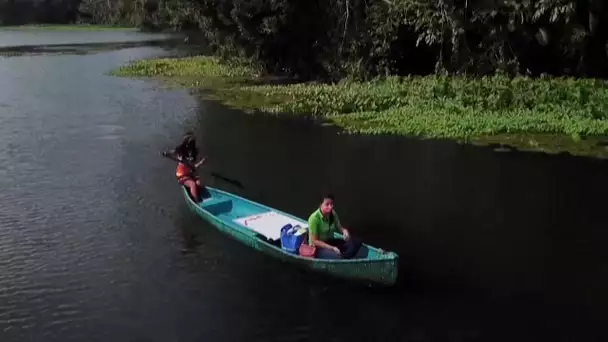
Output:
280,224,306,254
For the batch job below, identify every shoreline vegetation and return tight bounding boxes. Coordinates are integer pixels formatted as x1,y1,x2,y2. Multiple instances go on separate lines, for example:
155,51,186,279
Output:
112,56,608,159
4,1,608,159
3,23,607,158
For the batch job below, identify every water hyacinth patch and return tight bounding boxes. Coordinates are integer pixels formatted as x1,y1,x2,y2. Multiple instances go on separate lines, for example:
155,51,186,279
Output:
112,56,608,158
111,56,261,78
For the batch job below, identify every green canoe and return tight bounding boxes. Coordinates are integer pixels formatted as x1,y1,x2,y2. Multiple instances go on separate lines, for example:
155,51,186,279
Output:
181,186,399,286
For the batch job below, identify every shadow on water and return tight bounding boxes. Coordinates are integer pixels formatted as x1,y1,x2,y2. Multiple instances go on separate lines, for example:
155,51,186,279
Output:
0,38,185,57
179,98,608,341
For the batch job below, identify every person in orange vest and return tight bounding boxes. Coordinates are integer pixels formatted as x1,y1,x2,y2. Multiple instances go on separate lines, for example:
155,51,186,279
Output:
162,132,207,202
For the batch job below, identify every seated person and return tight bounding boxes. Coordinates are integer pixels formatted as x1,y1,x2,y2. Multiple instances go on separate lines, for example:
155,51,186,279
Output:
162,132,207,202
308,194,361,259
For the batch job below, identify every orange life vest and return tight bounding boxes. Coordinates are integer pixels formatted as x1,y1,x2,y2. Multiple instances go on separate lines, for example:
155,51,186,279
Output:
175,163,190,178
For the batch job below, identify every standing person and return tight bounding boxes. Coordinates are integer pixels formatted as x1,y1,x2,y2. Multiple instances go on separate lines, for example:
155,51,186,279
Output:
307,194,362,259
162,132,207,202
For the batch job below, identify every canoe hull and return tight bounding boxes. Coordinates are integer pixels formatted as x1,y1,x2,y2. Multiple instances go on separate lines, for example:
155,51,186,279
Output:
182,186,399,286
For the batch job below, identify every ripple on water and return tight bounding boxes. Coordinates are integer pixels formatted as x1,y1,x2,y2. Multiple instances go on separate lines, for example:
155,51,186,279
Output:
95,123,125,140
7,35,608,342
0,41,214,341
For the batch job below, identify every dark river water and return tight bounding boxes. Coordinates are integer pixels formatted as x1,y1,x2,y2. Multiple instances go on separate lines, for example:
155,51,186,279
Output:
1,31,608,342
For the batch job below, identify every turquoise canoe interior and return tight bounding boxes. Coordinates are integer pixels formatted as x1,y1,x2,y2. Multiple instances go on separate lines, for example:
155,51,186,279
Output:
193,186,394,261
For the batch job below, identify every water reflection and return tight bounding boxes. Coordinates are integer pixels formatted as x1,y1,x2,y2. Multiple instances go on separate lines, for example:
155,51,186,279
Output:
0,29,174,47
0,34,606,340
190,97,608,339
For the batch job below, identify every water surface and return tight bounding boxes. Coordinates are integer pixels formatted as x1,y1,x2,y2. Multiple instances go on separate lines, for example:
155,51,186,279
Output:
0,29,173,48
0,31,607,342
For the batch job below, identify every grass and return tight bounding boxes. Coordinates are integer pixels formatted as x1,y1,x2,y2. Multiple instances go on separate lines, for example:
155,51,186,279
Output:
111,56,608,158
0,24,137,31
111,56,260,78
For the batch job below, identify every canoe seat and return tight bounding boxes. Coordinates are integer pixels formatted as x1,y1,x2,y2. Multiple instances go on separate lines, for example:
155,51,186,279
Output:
202,198,233,215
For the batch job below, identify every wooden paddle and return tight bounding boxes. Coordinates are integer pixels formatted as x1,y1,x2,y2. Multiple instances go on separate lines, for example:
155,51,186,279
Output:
160,152,244,189
209,172,244,189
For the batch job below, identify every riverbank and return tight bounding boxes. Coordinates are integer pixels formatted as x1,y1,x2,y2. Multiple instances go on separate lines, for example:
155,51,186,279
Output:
111,56,608,158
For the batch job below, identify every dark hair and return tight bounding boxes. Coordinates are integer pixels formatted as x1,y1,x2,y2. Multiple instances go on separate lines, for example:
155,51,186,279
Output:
321,194,334,202
175,132,198,161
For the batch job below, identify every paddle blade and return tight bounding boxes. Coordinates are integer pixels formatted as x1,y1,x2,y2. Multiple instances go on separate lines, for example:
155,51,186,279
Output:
210,172,244,189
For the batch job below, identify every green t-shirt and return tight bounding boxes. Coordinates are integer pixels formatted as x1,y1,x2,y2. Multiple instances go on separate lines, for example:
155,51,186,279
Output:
308,209,341,244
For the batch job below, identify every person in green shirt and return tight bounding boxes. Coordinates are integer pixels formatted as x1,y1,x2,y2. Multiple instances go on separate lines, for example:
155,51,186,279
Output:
308,194,362,259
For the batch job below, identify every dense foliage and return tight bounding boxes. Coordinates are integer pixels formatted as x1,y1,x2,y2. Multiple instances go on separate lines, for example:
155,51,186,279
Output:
2,0,608,80
0,0,81,24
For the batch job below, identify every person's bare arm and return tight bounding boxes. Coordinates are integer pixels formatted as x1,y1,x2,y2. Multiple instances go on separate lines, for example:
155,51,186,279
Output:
194,157,207,168
161,151,205,170
161,150,180,162
310,233,340,254
335,212,350,240
340,227,350,240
